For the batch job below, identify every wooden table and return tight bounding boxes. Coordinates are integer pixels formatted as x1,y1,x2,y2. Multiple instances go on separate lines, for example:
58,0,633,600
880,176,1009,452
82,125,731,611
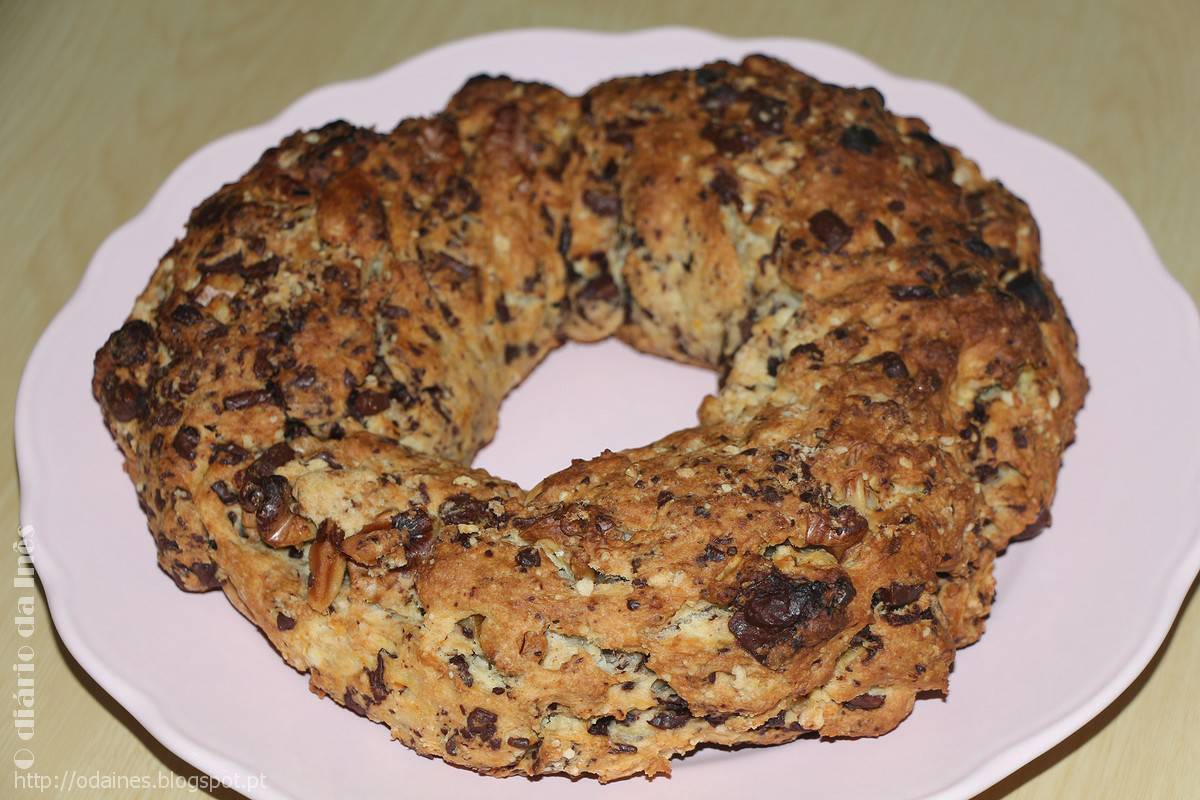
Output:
3,2,1197,797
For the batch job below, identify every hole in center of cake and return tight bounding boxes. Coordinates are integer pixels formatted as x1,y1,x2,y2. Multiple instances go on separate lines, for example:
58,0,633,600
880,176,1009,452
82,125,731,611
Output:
472,339,717,490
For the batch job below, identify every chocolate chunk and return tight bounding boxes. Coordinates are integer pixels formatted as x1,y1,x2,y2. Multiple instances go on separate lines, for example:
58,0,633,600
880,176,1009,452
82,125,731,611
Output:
515,547,541,569
494,296,511,324
1005,271,1054,321
583,190,620,217
746,90,786,133
873,219,895,247
439,494,503,527
197,252,243,276
578,272,620,305
448,654,473,687
254,475,291,532
347,388,391,418
234,444,295,489
366,650,390,702
107,319,155,367
103,378,147,423
648,700,691,730
1011,508,1052,542
343,689,368,717
709,169,740,205
873,582,922,609
872,351,909,379
210,480,237,505
701,122,756,155
729,569,855,665
172,425,200,460
184,561,220,590
587,715,614,736
843,693,885,710
211,442,249,466
507,737,531,749
392,510,434,563
840,125,880,154
222,387,278,411
1011,426,1029,449
466,707,498,739
889,284,937,301
276,612,295,631
964,237,994,259
808,209,852,252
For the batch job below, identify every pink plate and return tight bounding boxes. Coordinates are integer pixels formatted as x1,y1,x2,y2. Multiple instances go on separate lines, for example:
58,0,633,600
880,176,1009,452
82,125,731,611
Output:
17,27,1200,800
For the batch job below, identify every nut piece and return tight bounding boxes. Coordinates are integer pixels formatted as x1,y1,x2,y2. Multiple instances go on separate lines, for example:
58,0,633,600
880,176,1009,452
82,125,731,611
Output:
307,521,347,612
262,512,317,548
339,519,408,569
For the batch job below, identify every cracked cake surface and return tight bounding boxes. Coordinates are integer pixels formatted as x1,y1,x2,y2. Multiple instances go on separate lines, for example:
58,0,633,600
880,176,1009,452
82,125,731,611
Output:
93,54,1086,781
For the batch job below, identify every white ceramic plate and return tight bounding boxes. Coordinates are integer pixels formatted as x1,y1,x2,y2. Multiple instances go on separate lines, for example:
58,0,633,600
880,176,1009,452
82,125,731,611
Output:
17,27,1200,800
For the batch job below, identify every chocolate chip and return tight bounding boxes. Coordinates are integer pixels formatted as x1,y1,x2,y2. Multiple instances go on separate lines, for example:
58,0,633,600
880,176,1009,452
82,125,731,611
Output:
808,209,852,252
276,612,295,631
172,425,200,460
840,125,880,154
507,736,532,749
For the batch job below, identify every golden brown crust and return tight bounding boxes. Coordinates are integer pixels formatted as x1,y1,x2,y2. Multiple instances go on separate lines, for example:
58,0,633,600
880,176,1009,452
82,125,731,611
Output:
93,55,1086,780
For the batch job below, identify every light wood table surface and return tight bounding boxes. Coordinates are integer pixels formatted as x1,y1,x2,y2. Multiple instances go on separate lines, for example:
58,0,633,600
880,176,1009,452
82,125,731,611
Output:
3,2,1197,798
